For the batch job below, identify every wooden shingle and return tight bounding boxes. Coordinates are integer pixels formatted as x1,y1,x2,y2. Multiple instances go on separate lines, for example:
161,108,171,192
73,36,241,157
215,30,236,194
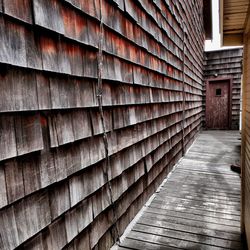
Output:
49,181,71,220
3,0,32,23
15,114,43,156
0,18,27,67
0,68,38,112
0,115,16,161
0,206,20,249
33,0,64,34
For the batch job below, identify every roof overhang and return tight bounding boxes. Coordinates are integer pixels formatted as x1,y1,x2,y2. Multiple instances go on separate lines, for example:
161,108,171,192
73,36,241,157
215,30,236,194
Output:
204,0,213,40
220,0,250,46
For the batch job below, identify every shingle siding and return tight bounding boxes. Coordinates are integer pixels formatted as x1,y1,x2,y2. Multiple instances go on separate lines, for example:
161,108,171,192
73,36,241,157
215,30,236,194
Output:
0,0,205,249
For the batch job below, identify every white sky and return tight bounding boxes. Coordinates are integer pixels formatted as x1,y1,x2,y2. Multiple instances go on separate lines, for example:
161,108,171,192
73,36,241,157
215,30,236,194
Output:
204,0,242,51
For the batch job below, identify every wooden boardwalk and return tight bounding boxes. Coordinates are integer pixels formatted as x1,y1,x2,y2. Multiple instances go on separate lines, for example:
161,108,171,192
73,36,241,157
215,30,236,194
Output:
115,131,244,250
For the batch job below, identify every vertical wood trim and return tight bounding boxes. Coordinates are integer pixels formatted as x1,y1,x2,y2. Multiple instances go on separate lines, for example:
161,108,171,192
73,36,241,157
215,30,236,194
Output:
96,0,120,244
241,13,250,239
241,32,248,237
181,21,186,156
205,80,209,129
242,11,250,246
219,0,224,45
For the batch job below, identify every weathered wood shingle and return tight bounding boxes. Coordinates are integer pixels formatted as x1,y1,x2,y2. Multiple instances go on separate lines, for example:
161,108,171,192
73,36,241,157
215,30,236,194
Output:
0,0,205,249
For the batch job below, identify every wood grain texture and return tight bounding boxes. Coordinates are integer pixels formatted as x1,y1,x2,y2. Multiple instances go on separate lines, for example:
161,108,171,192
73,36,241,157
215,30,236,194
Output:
0,0,205,249
241,16,250,248
0,115,16,161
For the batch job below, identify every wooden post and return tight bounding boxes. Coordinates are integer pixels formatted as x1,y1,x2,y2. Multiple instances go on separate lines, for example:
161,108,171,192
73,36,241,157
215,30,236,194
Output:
241,23,249,237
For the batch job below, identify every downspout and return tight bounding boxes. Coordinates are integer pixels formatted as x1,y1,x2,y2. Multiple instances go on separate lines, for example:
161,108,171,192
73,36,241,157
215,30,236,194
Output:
97,0,120,245
181,21,186,156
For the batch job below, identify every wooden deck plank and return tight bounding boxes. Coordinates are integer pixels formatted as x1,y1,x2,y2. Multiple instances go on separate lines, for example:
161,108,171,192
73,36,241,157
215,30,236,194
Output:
150,200,241,218
163,181,241,194
140,213,241,234
132,224,242,249
127,231,232,250
144,207,240,226
120,238,180,250
155,192,241,205
136,218,242,242
154,189,241,202
160,184,241,196
116,131,244,250
166,178,240,188
148,204,241,221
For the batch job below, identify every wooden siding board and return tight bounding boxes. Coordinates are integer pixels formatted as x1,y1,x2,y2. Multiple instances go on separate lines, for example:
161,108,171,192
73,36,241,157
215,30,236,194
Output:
25,30,43,70
0,167,7,208
67,44,84,77
0,68,39,112
49,76,77,109
0,18,27,67
3,0,32,23
44,217,67,250
72,110,92,140
33,0,64,34
0,0,3,13
65,208,79,243
72,229,91,250
36,73,52,110
23,234,44,250
49,182,71,220
39,35,61,73
39,122,57,188
76,199,93,232
0,115,17,161
0,206,19,249
14,114,44,156
4,159,25,203
48,112,74,147
22,156,41,195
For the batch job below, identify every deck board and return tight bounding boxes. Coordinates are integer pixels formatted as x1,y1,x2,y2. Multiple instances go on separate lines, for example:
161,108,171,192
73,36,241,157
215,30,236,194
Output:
116,131,244,250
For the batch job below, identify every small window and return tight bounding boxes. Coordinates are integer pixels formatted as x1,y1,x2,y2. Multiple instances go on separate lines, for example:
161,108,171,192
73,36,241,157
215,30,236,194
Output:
216,88,221,96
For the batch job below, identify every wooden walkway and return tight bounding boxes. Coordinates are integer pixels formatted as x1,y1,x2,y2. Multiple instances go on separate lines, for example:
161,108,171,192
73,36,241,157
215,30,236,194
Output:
115,131,244,250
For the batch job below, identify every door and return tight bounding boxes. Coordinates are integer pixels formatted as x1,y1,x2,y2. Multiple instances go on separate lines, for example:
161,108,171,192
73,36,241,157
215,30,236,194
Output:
206,79,231,129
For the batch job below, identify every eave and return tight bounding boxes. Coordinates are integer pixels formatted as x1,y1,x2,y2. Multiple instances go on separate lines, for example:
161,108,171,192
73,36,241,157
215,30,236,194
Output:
220,0,250,46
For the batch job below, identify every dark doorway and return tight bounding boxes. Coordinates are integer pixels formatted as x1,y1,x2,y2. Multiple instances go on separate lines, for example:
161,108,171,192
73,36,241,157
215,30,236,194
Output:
206,79,232,129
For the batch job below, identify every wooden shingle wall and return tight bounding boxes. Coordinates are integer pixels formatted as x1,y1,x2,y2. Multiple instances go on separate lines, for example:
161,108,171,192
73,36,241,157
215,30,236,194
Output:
0,0,205,249
204,48,243,129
